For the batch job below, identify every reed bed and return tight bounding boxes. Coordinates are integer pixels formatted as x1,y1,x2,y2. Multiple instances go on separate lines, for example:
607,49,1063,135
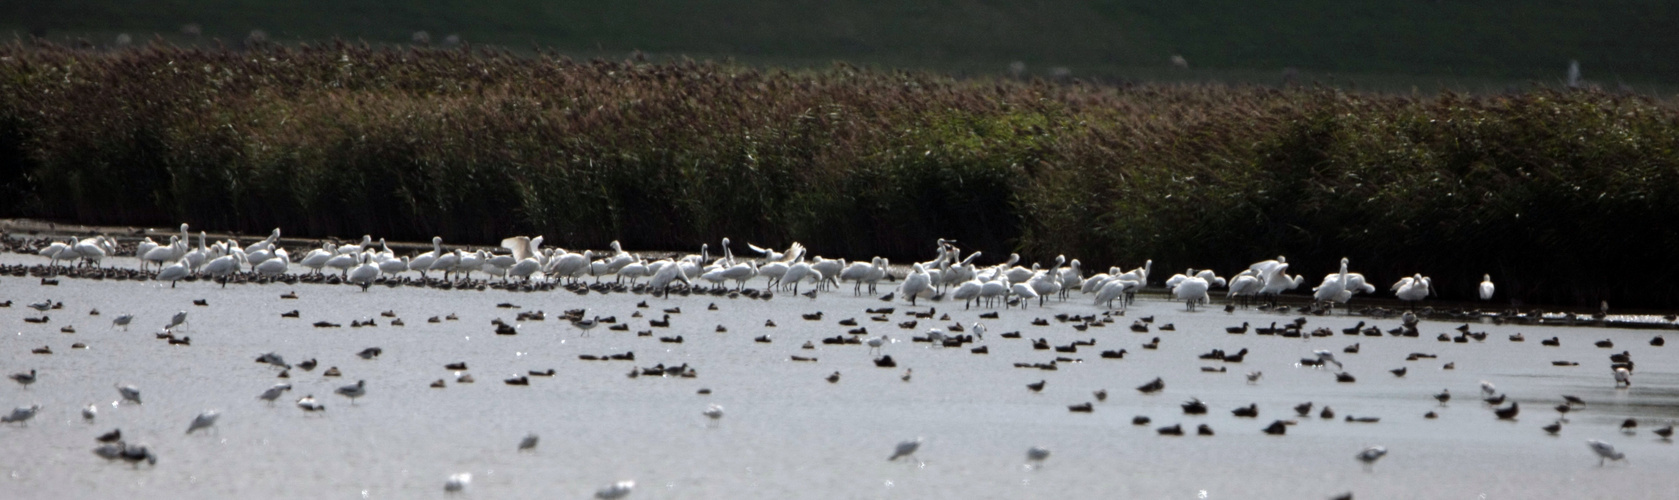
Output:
3,42,1677,307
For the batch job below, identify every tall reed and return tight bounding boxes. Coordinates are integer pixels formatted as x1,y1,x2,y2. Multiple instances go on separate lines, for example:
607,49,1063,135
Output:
2,42,1676,307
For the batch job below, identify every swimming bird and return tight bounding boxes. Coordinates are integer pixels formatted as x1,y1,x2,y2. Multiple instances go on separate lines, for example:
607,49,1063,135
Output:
259,383,292,405
186,410,220,434
1587,440,1626,466
1137,377,1165,394
444,472,472,493
119,443,158,467
594,480,635,499
9,369,36,388
2,404,41,425
1026,446,1050,467
888,437,924,461
1614,367,1632,387
1435,389,1450,404
1356,446,1388,471
336,380,367,404
117,384,142,405
703,404,724,421
519,433,540,451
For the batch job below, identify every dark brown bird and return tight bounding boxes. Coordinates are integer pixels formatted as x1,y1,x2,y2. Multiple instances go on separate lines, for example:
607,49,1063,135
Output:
1026,380,1046,392
1494,402,1520,420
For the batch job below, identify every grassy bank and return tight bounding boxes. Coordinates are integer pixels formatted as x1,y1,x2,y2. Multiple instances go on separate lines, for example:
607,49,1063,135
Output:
2,42,1677,307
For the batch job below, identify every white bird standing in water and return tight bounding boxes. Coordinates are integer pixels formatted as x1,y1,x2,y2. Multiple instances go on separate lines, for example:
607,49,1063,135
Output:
1587,439,1626,466
1479,274,1495,300
889,437,924,461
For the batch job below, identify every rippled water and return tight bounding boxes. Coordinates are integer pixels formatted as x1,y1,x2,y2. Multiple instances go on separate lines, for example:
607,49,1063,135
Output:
2,253,1676,499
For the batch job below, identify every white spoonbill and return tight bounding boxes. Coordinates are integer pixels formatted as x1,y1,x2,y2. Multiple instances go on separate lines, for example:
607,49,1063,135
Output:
1479,274,1495,300
255,248,289,276
156,262,190,288
900,264,932,305
409,237,444,278
347,254,380,289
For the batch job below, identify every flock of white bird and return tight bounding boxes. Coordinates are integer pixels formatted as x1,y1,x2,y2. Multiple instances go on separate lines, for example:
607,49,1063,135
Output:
38,226,1498,315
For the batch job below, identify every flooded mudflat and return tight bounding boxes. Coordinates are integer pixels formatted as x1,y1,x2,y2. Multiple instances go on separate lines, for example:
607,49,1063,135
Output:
2,253,1676,499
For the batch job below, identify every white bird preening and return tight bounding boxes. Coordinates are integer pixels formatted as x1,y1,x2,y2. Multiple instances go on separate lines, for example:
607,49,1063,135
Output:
889,437,924,462
444,472,472,493
519,433,540,451
1356,446,1388,471
1587,439,1626,466
1479,274,1495,301
117,384,142,405
186,410,220,434
594,480,636,499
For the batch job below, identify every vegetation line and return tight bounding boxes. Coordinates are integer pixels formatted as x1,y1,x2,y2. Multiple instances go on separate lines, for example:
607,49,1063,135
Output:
3,42,1677,307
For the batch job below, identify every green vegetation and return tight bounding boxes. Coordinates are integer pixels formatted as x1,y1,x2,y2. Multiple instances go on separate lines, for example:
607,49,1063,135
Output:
4,1,1678,89
3,43,1678,307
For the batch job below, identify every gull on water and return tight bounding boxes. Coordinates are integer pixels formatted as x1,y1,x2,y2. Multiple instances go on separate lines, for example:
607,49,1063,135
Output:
1356,446,1388,471
336,380,367,404
889,437,924,461
703,404,725,421
117,384,142,405
186,410,220,434
1587,439,1626,466
259,383,292,405
519,433,540,451
2,404,42,425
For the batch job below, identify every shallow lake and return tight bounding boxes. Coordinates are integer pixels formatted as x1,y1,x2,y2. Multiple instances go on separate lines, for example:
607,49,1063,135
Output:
1,253,1675,499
